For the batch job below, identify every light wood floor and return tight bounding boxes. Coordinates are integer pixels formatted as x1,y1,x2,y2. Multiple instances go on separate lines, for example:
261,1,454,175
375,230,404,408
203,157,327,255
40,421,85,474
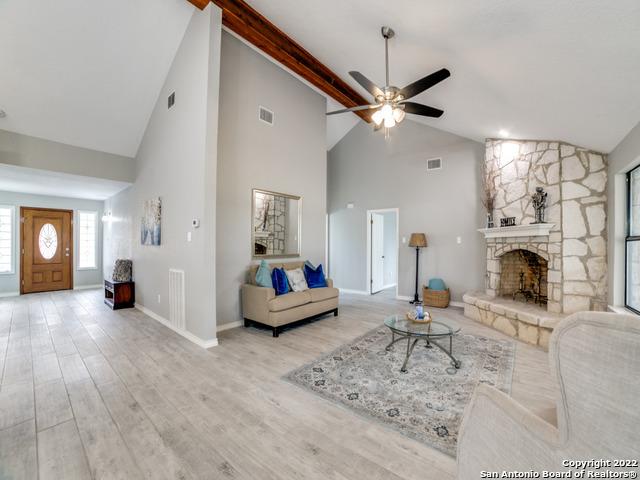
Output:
0,287,556,479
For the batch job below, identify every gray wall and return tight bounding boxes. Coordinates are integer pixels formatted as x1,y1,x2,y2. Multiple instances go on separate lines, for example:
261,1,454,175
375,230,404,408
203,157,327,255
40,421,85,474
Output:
104,6,221,341
382,211,398,288
0,191,103,295
328,120,485,301
607,120,640,307
0,129,134,183
216,32,327,325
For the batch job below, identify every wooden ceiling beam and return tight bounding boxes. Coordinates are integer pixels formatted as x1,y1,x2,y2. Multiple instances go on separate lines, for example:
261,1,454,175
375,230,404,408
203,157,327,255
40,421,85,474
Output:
186,0,210,10
188,0,371,122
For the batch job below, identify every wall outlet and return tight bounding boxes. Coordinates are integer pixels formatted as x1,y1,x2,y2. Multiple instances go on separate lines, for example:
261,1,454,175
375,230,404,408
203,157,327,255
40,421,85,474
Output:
157,294,161,304
402,236,407,244
456,236,462,244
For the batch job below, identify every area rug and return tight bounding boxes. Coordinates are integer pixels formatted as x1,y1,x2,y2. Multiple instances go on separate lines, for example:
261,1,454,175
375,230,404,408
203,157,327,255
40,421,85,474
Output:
284,326,515,457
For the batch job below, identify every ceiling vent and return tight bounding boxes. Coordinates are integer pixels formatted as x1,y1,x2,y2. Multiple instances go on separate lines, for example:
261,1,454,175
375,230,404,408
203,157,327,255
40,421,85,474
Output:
259,106,274,126
427,157,442,171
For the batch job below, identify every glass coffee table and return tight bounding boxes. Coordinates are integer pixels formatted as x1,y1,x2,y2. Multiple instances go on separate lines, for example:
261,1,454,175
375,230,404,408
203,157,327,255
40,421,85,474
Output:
384,314,461,372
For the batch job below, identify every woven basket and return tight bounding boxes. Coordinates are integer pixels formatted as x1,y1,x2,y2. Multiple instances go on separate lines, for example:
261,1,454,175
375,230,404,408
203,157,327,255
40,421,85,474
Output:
422,287,450,308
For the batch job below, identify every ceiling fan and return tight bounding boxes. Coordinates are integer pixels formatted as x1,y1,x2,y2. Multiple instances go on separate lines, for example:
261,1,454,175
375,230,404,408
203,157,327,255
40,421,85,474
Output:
327,26,450,132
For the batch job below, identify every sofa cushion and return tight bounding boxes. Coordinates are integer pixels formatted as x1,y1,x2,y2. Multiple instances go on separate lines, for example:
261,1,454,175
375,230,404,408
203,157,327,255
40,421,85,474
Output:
271,268,290,296
255,260,273,288
308,287,339,303
268,291,311,312
304,263,327,288
285,267,308,292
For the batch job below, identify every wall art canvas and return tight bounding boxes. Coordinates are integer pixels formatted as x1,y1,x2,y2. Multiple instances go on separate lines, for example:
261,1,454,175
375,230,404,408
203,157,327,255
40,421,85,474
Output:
141,198,161,246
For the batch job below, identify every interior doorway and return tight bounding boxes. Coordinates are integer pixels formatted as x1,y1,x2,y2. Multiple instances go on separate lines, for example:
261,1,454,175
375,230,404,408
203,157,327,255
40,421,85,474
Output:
20,207,73,294
366,208,399,296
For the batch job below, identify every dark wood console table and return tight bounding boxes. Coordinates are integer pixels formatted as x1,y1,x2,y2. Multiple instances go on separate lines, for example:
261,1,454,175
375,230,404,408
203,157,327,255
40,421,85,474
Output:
104,280,135,310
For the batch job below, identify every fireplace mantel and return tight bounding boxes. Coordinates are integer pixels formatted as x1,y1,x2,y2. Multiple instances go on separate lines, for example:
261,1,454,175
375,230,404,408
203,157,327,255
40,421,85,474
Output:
478,223,555,239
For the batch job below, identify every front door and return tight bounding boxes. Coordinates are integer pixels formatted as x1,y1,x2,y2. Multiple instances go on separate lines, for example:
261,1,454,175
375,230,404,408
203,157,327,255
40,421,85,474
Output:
21,208,73,294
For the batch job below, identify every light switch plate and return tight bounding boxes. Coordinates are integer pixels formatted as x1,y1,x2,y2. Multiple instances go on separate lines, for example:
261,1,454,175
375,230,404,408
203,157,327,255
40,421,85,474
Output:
187,232,192,242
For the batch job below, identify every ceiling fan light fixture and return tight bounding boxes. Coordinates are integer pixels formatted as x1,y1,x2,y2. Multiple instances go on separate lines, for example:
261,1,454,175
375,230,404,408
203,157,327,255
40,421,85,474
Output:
384,115,396,128
393,107,405,123
372,109,385,126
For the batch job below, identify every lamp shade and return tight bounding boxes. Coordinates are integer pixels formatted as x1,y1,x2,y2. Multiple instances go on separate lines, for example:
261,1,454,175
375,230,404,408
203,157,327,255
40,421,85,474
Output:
408,233,427,248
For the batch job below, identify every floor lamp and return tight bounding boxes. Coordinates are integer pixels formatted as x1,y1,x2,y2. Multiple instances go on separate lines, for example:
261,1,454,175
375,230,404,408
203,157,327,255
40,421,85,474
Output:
409,233,427,304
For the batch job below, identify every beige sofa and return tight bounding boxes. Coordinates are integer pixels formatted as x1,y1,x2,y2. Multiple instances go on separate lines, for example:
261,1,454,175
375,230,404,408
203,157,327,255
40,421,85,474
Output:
457,311,640,477
241,261,339,337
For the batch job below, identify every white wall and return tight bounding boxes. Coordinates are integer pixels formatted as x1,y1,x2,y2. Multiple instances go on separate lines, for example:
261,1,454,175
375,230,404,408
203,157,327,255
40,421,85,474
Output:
0,129,134,183
216,32,327,325
607,120,640,308
328,120,485,301
0,191,103,295
104,6,221,343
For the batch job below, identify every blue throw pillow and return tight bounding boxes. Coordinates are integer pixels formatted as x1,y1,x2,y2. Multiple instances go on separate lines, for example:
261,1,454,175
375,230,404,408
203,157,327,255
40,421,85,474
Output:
271,267,290,295
255,260,272,288
304,263,327,289
428,278,446,291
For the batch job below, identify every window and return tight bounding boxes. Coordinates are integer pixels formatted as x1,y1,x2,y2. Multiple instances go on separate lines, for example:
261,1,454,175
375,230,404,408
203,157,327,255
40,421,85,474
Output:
78,211,97,270
626,165,640,314
0,206,14,274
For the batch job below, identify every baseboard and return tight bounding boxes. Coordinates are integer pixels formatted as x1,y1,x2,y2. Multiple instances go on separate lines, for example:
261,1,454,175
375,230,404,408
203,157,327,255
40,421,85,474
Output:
217,320,243,332
395,295,464,308
134,303,218,349
0,291,19,298
338,288,369,295
74,284,103,291
381,283,397,290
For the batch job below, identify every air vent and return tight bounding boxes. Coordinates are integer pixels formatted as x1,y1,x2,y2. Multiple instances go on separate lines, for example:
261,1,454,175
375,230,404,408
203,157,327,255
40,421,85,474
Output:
168,92,175,109
427,157,442,171
258,106,274,126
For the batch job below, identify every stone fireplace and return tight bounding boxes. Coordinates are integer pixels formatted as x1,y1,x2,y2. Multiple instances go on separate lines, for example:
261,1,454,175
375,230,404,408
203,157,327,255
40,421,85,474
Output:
464,139,609,349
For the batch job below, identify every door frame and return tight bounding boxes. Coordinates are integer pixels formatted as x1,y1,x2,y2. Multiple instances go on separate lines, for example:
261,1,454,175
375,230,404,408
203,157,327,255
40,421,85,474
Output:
366,208,399,297
20,207,74,294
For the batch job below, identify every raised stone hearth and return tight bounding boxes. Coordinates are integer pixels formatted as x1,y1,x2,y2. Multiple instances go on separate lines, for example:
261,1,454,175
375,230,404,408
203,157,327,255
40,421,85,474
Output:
463,291,565,350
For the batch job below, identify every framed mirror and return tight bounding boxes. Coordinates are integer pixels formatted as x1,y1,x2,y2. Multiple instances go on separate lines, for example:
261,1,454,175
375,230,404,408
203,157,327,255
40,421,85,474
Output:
252,189,301,258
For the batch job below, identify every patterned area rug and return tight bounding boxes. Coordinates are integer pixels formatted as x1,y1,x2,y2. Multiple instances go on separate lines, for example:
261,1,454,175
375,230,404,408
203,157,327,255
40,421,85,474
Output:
285,326,515,457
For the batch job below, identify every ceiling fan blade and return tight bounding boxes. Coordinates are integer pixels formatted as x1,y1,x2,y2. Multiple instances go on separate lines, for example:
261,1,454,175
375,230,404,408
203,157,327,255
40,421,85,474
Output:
401,102,444,118
349,71,384,99
326,104,380,116
399,68,450,100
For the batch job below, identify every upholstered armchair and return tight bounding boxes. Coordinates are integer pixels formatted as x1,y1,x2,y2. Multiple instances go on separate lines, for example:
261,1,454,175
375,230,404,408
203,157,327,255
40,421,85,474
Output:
457,311,640,478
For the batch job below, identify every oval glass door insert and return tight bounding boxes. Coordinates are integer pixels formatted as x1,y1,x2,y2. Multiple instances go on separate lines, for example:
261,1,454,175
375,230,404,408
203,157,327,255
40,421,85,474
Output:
39,223,58,259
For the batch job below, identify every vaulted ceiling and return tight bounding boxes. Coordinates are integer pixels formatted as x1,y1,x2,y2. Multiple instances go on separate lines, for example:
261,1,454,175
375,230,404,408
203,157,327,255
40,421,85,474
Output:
0,0,193,157
247,0,640,153
1,0,639,155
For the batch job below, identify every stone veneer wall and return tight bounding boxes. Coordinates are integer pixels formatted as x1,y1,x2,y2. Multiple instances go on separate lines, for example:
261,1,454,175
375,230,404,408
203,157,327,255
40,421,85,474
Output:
485,139,608,314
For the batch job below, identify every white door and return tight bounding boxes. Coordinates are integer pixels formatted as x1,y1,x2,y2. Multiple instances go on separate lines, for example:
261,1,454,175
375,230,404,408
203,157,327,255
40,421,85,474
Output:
371,213,385,293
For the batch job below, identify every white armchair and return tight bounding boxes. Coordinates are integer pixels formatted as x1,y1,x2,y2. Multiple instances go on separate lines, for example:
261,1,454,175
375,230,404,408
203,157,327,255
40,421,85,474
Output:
457,311,640,478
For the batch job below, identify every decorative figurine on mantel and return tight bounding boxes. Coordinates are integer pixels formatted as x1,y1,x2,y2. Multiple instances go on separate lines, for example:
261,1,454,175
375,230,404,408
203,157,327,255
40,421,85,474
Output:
531,187,548,224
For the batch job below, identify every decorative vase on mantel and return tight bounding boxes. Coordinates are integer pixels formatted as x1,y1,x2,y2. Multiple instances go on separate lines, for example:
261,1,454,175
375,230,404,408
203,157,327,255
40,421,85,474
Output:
486,212,495,229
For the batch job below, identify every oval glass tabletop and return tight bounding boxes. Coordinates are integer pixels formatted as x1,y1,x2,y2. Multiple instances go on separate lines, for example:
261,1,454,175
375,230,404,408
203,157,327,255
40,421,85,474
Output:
384,314,460,337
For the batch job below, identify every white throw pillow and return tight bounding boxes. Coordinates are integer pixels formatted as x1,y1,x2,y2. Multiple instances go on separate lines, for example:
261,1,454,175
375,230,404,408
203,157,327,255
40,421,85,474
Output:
285,268,308,292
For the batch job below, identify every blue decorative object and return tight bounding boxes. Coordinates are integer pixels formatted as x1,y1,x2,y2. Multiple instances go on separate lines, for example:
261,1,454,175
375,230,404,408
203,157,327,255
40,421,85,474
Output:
428,278,446,291
304,263,327,288
271,268,290,295
255,260,272,288
415,304,424,319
